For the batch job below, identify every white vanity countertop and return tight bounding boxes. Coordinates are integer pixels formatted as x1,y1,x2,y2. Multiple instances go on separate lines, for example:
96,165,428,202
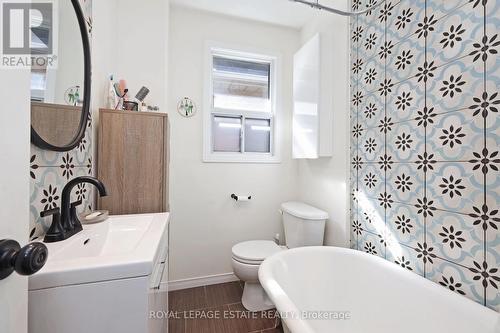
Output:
29,212,169,290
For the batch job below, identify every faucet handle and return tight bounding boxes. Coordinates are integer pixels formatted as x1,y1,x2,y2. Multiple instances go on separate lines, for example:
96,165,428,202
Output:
41,208,65,243
40,207,60,218
70,199,83,208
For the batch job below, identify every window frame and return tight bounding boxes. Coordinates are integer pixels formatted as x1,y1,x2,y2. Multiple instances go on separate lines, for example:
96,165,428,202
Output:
203,41,281,164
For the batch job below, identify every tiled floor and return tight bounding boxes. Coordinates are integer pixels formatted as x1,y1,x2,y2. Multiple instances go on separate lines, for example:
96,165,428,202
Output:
168,281,284,333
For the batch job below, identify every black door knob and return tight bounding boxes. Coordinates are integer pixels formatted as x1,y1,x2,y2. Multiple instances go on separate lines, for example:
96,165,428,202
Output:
0,239,48,280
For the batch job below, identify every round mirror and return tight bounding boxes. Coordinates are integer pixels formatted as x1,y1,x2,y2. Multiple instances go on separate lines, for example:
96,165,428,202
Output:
30,0,91,151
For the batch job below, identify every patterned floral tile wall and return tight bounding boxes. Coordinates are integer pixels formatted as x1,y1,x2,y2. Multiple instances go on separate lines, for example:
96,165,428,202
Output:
350,0,500,311
29,0,93,240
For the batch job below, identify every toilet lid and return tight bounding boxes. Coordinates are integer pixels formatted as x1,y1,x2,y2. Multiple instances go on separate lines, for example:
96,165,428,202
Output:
281,201,329,220
232,240,283,263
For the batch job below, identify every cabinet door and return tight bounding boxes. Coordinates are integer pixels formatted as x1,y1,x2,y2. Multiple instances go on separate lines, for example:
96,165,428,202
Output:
99,111,165,214
293,34,320,159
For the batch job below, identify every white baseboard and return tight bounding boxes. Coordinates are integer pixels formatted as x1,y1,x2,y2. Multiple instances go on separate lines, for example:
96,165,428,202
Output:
166,273,239,291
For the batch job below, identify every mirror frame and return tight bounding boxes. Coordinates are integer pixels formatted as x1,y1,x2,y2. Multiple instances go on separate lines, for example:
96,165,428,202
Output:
31,0,91,152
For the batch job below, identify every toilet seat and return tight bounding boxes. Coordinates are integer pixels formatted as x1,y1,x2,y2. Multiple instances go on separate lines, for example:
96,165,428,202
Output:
232,240,283,265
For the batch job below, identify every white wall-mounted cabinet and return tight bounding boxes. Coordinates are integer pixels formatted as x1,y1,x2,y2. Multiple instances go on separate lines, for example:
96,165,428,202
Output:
292,33,333,159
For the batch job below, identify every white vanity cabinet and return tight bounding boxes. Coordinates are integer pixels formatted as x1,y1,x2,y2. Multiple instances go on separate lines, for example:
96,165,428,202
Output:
28,213,170,333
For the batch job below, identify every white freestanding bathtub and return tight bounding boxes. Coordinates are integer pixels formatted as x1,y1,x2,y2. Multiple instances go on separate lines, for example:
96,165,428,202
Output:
259,247,500,333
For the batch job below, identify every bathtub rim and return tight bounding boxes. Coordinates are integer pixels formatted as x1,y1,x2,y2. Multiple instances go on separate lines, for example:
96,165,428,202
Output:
258,246,499,333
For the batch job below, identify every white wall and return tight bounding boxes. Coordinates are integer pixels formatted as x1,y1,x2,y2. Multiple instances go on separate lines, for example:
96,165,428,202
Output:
92,0,169,113
297,10,351,247
91,0,118,112
114,0,169,112
168,6,300,281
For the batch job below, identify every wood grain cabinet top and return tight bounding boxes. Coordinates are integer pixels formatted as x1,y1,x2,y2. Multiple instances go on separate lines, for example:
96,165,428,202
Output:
97,109,169,215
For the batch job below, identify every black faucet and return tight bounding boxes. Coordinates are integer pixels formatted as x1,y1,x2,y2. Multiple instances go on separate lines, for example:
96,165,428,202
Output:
42,176,108,243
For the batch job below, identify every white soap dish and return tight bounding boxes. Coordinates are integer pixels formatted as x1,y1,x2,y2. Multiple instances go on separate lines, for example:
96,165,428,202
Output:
79,210,109,224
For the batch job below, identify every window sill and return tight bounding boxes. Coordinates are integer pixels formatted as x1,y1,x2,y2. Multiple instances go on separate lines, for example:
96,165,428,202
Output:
203,153,281,164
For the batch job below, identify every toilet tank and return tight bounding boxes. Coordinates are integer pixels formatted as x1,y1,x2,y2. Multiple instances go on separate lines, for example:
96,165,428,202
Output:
281,202,328,248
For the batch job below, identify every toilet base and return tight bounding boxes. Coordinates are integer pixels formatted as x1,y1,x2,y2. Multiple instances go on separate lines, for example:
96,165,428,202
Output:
241,282,275,312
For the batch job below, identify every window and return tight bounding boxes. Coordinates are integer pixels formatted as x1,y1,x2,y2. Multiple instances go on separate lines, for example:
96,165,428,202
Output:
31,70,47,102
204,45,279,163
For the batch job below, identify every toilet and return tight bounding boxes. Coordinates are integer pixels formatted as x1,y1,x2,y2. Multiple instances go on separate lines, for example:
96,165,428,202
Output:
231,201,328,311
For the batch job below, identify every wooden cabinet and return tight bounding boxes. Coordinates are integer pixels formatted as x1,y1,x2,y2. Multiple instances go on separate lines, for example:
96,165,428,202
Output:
98,109,169,214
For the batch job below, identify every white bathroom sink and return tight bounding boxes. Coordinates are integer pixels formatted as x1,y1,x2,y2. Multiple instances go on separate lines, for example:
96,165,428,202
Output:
29,213,169,290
